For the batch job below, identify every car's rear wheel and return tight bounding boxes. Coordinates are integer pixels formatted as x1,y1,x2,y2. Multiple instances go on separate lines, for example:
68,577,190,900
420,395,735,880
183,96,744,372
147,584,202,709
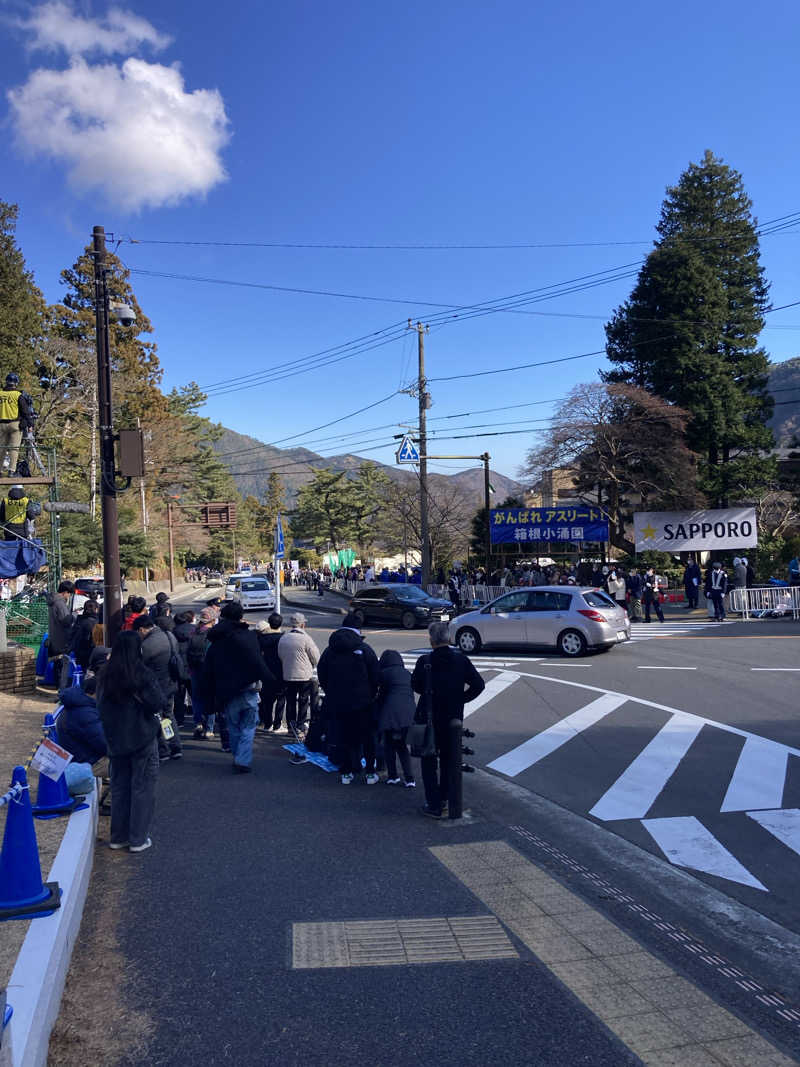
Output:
456,627,481,654
401,611,416,630
558,629,587,657
352,608,366,627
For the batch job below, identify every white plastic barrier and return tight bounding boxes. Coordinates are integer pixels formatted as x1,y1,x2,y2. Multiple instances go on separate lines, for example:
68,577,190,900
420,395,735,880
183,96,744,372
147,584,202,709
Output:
727,585,800,620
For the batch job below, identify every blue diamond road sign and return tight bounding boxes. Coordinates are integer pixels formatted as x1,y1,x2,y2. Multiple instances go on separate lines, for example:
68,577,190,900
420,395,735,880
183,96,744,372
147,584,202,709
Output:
396,435,420,463
275,513,285,559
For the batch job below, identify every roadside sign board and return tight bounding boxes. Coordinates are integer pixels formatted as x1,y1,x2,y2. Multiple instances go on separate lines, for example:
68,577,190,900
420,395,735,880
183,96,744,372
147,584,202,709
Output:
634,507,757,552
490,507,609,545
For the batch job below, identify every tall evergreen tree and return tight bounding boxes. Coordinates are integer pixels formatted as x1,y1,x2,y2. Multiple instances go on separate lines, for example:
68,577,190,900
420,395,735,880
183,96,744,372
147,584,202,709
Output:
0,201,47,385
603,151,774,504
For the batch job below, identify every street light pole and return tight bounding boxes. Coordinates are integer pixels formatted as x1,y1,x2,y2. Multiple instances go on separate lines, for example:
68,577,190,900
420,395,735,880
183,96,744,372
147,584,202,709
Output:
92,225,123,644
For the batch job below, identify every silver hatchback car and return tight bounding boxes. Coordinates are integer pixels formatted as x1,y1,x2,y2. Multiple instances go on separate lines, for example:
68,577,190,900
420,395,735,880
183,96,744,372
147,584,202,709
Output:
451,586,631,657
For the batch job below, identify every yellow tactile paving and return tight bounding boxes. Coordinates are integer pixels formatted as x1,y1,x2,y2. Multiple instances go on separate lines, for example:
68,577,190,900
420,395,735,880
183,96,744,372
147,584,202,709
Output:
430,841,796,1066
292,914,518,968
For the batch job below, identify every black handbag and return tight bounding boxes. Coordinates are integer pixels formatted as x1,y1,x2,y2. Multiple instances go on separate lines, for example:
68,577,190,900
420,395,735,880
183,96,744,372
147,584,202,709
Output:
408,662,436,758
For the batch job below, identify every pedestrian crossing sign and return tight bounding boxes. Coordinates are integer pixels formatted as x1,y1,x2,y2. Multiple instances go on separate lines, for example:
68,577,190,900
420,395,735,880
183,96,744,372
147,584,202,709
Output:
396,435,420,463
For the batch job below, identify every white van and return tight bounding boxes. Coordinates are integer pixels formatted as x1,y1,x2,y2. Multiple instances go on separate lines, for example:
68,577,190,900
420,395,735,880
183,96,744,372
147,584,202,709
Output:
231,576,276,612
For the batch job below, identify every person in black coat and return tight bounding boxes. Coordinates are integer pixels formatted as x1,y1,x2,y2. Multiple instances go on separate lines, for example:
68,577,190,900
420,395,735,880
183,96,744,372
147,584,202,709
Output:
70,601,99,670
317,614,380,784
683,558,701,609
376,649,416,787
57,686,107,765
705,561,729,621
97,631,164,852
256,614,286,730
172,611,196,725
411,621,485,818
202,601,276,772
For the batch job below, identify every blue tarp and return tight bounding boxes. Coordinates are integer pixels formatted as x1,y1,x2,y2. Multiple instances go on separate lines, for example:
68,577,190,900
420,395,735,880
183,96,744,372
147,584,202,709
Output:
0,539,45,578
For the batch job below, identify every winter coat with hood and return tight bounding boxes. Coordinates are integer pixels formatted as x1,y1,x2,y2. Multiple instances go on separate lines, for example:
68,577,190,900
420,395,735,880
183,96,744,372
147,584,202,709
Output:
202,618,276,711
317,627,379,714
57,686,107,764
97,663,164,757
173,619,196,669
376,649,416,732
411,645,485,730
257,630,283,681
70,614,97,669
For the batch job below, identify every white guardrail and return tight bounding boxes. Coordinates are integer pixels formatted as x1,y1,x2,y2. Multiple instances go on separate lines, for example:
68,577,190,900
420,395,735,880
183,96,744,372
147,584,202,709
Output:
727,585,800,620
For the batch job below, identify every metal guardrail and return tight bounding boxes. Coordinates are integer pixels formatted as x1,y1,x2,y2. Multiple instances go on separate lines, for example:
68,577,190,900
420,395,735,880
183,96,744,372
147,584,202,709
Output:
727,585,800,620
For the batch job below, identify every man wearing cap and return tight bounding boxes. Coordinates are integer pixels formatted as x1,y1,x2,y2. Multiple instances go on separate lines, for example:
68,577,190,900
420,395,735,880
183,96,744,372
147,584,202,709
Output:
277,612,320,740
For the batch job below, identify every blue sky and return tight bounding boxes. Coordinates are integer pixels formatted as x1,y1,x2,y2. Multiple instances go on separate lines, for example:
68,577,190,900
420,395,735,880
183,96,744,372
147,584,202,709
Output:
2,0,799,481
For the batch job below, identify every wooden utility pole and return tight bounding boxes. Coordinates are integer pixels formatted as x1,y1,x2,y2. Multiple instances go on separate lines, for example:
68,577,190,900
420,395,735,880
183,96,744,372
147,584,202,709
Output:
409,321,431,588
167,501,175,593
92,226,123,643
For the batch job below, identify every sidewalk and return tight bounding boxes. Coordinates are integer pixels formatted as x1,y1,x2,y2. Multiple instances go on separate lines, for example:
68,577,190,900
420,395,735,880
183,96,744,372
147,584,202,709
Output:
280,584,349,615
48,721,800,1065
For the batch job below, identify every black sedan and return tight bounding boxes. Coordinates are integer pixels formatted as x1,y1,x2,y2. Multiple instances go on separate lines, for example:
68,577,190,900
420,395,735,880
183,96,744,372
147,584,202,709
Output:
348,585,453,629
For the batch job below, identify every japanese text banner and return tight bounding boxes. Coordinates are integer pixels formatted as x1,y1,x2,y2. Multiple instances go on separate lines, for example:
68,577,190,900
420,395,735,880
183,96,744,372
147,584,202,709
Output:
490,507,609,545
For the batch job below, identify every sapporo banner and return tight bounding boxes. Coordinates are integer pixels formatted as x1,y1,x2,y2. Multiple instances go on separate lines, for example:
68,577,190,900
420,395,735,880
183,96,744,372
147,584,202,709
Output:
634,507,758,552
490,506,609,545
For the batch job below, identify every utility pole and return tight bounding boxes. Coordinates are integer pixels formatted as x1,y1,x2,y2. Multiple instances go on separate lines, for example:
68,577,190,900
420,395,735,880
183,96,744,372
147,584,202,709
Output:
89,383,97,521
137,417,149,593
166,501,175,593
92,225,123,643
409,321,431,587
482,452,492,576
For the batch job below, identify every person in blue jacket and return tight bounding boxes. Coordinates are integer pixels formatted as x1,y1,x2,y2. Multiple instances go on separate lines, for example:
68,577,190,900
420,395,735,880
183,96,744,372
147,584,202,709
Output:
57,686,107,765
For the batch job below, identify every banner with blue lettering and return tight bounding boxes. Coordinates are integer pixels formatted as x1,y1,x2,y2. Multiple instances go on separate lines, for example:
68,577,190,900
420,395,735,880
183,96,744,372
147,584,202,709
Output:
490,507,609,545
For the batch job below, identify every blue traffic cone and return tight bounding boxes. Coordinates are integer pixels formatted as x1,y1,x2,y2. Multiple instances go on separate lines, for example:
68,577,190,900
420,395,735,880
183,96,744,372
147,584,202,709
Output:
0,767,61,921
32,713,77,818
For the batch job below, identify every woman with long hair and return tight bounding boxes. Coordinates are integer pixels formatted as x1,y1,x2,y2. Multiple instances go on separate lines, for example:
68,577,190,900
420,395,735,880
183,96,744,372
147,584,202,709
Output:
97,630,165,853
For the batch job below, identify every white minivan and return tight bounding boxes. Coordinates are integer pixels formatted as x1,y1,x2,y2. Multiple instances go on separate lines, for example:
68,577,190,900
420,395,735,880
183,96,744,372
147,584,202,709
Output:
231,576,276,612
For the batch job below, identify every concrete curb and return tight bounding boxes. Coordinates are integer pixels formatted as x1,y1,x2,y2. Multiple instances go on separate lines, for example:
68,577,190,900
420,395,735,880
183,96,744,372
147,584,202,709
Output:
1,785,99,1067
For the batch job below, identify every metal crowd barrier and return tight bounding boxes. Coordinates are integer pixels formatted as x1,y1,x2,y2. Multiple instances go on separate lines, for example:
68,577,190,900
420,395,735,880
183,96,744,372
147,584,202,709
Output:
727,586,800,620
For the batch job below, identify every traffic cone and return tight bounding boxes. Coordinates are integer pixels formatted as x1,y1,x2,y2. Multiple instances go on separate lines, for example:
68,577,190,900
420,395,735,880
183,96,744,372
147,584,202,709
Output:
32,713,77,818
0,767,61,921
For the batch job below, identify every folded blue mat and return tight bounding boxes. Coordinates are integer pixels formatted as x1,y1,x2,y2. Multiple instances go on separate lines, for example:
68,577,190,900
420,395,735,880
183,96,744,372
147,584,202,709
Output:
282,743,340,773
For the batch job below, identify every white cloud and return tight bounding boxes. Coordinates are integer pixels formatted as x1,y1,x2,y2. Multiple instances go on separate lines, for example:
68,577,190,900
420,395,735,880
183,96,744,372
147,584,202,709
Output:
8,57,230,211
20,2,171,56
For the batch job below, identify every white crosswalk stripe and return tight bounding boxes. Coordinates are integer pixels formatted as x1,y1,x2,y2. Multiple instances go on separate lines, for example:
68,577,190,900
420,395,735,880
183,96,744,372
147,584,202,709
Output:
484,681,800,893
626,619,735,642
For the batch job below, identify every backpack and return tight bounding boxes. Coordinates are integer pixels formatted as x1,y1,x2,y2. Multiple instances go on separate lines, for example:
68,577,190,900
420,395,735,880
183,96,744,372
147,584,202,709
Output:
166,631,188,682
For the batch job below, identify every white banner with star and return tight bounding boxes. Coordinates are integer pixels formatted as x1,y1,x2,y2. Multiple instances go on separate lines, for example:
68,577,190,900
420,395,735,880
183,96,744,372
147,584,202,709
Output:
634,507,758,552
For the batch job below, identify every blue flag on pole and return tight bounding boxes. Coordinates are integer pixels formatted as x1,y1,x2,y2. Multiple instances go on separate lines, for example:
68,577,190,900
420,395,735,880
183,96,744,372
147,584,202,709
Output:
275,513,285,559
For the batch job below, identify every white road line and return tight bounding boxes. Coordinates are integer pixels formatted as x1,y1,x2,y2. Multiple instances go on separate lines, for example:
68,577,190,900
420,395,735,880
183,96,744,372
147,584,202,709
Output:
486,693,627,777
535,662,592,667
747,809,800,858
750,668,800,672
589,712,704,822
720,738,788,813
636,666,697,670
463,671,519,719
641,816,767,891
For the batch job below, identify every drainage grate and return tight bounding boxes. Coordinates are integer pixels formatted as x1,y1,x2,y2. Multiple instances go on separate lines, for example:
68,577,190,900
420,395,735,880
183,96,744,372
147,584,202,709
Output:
292,915,518,969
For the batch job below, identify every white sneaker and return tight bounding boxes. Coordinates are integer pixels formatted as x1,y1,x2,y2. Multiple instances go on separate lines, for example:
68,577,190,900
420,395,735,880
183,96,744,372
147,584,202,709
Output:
109,841,129,850
204,731,214,739
385,778,402,785
129,837,152,853
404,780,416,788
365,773,379,785
341,773,354,784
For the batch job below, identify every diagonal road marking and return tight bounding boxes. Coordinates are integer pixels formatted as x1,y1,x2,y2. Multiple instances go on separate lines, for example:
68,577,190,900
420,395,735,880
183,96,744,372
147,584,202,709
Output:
589,713,704,822
720,737,788,813
464,671,519,718
641,816,767,891
486,694,627,777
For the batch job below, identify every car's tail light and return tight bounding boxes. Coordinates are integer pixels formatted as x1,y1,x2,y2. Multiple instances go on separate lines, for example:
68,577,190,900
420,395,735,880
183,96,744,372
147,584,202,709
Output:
577,609,606,622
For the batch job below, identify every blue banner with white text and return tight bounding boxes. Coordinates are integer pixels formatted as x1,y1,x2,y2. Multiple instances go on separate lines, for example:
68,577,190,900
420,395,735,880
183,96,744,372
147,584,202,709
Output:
489,507,609,545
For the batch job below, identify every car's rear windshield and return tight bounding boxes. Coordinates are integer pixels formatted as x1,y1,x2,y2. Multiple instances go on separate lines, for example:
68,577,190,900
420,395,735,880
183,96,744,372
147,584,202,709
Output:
583,590,616,609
